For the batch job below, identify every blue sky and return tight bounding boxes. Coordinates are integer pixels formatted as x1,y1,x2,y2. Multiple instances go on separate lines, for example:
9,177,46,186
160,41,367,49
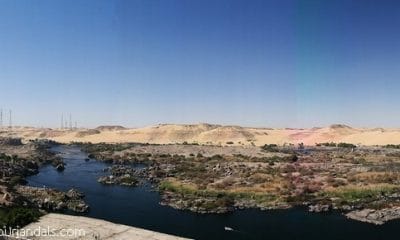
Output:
0,0,399,128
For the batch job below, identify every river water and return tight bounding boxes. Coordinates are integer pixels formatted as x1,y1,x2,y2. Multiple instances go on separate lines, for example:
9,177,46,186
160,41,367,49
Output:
26,145,399,240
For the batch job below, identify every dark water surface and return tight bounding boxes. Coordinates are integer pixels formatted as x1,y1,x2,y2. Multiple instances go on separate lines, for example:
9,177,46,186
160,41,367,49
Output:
27,145,399,240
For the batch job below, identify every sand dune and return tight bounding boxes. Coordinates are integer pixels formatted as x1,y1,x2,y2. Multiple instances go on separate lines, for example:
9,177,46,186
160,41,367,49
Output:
1,123,400,146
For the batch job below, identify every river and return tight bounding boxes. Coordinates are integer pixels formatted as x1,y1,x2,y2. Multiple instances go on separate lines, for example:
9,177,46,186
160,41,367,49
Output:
26,145,400,240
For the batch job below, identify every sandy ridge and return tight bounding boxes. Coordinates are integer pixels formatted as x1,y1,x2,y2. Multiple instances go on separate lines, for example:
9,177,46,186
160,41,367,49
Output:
1,123,400,146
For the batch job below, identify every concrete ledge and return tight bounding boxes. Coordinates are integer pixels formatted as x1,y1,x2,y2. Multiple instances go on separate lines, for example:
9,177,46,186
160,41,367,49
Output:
12,213,190,240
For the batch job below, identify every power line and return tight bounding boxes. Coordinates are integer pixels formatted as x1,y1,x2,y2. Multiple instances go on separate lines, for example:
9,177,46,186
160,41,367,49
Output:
69,113,72,130
60,113,77,130
9,109,12,129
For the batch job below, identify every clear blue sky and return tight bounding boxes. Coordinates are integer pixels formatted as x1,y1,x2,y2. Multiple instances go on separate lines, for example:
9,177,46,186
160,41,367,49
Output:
0,0,399,128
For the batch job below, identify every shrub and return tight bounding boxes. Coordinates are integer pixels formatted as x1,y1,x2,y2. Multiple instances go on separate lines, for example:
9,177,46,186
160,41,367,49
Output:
0,207,42,228
9,176,27,186
324,185,398,203
261,144,279,152
337,143,357,148
288,154,298,162
384,144,400,149
316,142,337,147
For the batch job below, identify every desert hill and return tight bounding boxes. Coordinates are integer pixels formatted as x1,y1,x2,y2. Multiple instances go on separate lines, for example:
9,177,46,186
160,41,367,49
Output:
1,124,400,146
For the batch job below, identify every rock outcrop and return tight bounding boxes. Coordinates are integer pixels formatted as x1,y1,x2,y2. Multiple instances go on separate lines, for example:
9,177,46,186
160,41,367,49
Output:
346,208,400,225
16,213,190,240
98,165,139,187
16,186,89,213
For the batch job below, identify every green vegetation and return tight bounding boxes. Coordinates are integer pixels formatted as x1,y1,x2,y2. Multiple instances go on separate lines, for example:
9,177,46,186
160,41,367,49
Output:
80,142,137,153
316,142,357,148
159,180,278,208
316,142,337,147
0,207,42,228
261,144,279,152
323,185,399,204
0,153,12,161
337,142,357,148
75,141,400,214
9,175,27,186
182,141,199,145
384,144,400,149
120,176,138,185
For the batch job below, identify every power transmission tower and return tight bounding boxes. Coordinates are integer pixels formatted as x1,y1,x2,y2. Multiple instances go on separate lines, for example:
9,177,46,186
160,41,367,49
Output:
0,108,3,128
61,114,63,129
69,114,72,130
74,121,77,129
9,109,12,129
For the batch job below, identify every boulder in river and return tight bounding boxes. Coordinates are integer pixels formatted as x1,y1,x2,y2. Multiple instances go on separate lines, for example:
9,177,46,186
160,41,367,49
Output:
66,188,84,199
308,204,331,213
56,163,65,171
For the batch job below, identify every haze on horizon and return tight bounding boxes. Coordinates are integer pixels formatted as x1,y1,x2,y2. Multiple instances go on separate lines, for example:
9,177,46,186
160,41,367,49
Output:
1,0,399,129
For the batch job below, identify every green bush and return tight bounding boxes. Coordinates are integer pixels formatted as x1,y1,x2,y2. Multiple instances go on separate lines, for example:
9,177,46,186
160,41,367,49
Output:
337,143,357,148
316,142,337,147
261,144,279,152
9,175,27,186
324,186,398,203
384,144,400,149
0,207,42,228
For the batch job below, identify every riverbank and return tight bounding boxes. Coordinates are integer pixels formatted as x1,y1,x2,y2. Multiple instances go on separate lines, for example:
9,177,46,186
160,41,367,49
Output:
0,138,91,229
25,145,400,240
80,142,400,222
11,213,190,240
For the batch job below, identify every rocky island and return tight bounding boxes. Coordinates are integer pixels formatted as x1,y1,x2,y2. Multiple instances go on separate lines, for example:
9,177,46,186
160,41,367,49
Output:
79,139,400,224
98,165,139,187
